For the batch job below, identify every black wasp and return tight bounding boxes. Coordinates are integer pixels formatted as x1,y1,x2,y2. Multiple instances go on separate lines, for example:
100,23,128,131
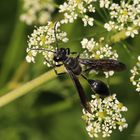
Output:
30,23,126,113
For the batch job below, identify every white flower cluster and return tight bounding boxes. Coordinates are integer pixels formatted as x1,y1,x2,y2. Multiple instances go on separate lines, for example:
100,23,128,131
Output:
81,38,118,59
99,0,110,8
59,0,97,26
82,94,128,138
130,56,140,92
20,0,55,25
104,1,140,38
81,38,118,78
26,22,68,66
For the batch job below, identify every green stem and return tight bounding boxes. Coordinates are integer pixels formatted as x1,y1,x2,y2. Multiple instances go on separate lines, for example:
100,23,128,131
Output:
0,29,132,108
110,26,140,44
95,5,106,22
0,66,64,108
94,19,104,27
110,30,127,43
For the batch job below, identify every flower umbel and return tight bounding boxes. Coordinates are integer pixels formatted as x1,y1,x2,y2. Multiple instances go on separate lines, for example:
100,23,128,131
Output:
20,0,55,25
80,38,118,78
104,1,140,38
26,22,68,66
82,94,128,138
81,38,118,60
130,56,140,92
59,0,96,26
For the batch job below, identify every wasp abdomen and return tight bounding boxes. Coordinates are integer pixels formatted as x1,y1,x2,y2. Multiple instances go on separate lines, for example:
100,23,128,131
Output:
88,79,110,96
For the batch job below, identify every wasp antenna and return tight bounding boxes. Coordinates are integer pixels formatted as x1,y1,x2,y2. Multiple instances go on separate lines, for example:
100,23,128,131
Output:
28,48,56,53
54,22,59,49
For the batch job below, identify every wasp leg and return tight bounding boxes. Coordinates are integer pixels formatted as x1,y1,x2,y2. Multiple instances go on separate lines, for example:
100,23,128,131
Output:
83,67,94,73
45,59,66,76
70,52,80,59
81,74,88,81
76,52,80,58
70,51,77,54
54,64,66,76
55,64,63,67
54,68,66,76
66,48,70,55
70,51,80,56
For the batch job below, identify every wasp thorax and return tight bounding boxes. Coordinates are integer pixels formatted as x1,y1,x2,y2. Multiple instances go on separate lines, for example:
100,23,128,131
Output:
88,79,110,96
53,48,68,62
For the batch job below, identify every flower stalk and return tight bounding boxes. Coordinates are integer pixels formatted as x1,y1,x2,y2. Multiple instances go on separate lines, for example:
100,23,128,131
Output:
0,66,64,107
0,24,134,108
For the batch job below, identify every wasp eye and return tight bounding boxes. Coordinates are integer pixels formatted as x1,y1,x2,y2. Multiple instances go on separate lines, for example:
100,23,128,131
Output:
88,79,110,96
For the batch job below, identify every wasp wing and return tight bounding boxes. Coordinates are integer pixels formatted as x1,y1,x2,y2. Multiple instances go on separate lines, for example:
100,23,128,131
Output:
78,58,126,72
66,68,91,113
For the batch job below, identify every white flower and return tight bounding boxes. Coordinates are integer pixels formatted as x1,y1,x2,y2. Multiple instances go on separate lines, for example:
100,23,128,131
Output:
82,94,128,138
104,1,140,37
138,56,140,61
82,15,94,26
28,22,68,47
26,48,37,63
130,56,140,93
81,38,97,51
88,5,95,12
59,0,96,26
99,0,110,8
81,38,118,78
125,27,138,38
104,71,114,78
104,21,116,31
26,21,68,66
20,0,55,25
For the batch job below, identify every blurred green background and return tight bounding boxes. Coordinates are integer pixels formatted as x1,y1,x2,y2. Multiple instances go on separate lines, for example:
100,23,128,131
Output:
0,0,140,140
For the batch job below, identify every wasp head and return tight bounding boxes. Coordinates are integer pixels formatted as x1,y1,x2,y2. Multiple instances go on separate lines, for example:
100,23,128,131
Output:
53,48,68,62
